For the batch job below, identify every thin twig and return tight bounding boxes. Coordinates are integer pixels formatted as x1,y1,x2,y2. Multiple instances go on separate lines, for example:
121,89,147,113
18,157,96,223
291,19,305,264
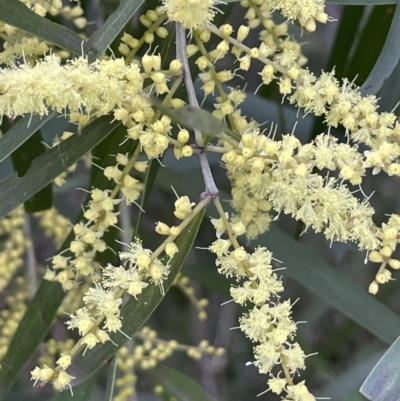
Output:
175,23,219,199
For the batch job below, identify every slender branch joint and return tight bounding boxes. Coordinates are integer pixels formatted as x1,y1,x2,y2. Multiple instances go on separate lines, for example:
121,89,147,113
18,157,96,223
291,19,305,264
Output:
175,23,219,199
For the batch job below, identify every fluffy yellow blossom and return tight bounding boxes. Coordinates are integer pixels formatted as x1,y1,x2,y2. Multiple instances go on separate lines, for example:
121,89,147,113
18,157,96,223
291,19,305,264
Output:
0,55,143,117
209,218,312,399
163,0,216,29
244,0,327,31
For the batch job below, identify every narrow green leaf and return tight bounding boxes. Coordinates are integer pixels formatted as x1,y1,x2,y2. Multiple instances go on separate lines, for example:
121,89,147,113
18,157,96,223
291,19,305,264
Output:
360,3,400,95
11,130,53,213
224,0,397,4
87,0,146,63
152,99,241,143
0,113,56,163
147,365,217,401
327,6,365,80
0,280,65,397
326,0,395,3
0,118,122,398
258,225,400,345
0,115,118,219
105,356,118,401
134,159,161,236
360,335,400,400
376,55,400,112
68,209,205,386
0,0,94,56
156,165,204,200
346,5,394,87
53,371,98,401
153,100,224,135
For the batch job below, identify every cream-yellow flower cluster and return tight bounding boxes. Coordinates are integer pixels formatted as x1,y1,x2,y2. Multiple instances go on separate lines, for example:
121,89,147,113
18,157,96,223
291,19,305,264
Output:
33,239,169,390
163,0,216,29
32,194,203,390
209,217,314,399
223,130,378,249
0,55,143,118
241,0,328,32
200,3,400,288
0,0,390,398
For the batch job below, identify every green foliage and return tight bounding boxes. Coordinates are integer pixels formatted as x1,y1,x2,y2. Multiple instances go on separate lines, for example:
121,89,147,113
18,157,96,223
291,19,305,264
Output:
0,0,93,56
86,0,146,63
0,1,400,401
0,115,119,218
360,335,400,400
259,226,400,345
148,365,217,401
0,113,56,163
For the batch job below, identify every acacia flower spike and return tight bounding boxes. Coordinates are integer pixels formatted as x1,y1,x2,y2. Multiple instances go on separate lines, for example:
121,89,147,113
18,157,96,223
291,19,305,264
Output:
176,23,219,198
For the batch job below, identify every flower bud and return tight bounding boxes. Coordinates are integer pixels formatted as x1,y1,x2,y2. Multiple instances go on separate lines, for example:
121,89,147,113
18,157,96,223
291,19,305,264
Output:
315,12,328,23
368,251,384,263
146,9,158,21
219,24,233,37
237,25,250,42
170,98,186,108
118,43,130,56
249,47,259,58
186,45,199,57
56,354,72,369
169,59,182,73
144,32,154,44
140,15,152,28
121,32,134,44
375,272,387,284
368,281,379,295
305,18,316,32
380,246,393,258
242,147,254,159
116,153,129,166
134,161,148,172
222,150,237,164
156,26,168,38
182,145,193,157
165,242,179,257
156,222,170,235
142,55,153,73
196,56,209,70
170,226,181,236
233,247,247,261
389,258,400,269
177,129,190,144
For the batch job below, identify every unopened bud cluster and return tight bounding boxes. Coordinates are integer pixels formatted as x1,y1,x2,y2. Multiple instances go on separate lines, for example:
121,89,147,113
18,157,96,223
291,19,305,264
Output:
0,207,29,292
0,276,29,361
